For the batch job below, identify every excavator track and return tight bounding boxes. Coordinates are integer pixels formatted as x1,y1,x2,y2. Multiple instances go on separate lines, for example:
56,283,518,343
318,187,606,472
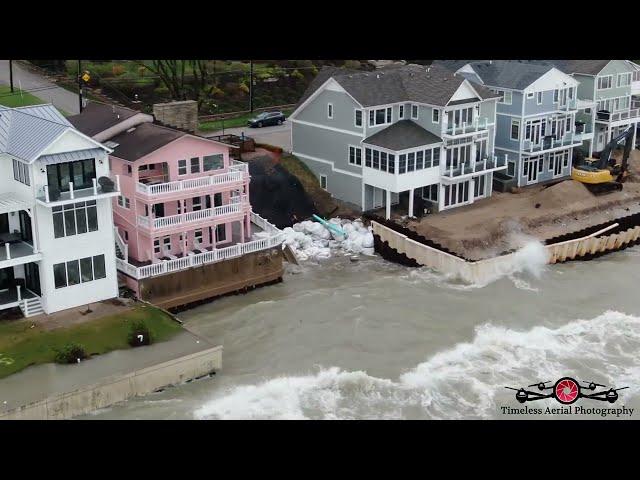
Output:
585,182,623,196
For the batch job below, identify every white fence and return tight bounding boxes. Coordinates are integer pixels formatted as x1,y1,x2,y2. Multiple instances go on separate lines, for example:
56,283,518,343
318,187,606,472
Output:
117,212,284,280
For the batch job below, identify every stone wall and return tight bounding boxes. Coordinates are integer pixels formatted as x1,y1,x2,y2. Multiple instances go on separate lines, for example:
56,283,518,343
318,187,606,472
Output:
0,346,222,420
153,100,199,133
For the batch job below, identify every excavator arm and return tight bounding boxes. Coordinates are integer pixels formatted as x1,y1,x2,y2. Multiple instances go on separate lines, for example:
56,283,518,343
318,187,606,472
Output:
596,126,634,170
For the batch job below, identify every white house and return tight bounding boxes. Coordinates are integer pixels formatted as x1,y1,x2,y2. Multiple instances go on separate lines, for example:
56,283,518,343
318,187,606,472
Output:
0,104,120,317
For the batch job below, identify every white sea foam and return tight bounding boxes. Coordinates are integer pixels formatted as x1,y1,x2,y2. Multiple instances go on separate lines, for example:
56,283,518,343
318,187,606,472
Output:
194,311,640,420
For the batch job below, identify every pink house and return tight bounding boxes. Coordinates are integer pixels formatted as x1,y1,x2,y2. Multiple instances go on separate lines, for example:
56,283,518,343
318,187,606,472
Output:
108,122,251,264
69,102,285,306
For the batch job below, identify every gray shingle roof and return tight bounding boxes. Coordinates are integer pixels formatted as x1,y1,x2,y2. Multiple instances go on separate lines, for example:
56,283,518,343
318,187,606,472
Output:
542,60,612,76
296,64,499,111
363,120,442,151
68,101,140,137
465,60,554,90
109,122,186,161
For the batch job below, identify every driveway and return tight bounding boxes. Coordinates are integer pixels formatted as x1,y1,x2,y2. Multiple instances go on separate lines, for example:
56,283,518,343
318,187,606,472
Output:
202,122,292,152
0,60,80,114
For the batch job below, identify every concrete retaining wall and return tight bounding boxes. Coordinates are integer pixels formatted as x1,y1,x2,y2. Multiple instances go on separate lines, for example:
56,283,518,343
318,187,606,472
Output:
0,346,222,420
371,220,640,284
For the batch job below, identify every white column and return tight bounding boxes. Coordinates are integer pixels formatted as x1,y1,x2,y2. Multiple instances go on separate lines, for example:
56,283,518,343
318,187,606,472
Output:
633,121,638,150
385,190,391,220
408,188,414,218
29,209,38,253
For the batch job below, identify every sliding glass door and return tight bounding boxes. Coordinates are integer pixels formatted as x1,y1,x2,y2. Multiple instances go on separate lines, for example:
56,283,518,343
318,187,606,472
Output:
47,159,96,192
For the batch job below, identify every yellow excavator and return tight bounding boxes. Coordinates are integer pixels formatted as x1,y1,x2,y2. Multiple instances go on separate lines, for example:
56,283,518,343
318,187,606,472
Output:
571,125,634,195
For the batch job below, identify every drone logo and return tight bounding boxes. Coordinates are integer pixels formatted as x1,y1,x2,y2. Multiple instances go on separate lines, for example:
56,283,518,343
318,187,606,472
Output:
506,377,628,404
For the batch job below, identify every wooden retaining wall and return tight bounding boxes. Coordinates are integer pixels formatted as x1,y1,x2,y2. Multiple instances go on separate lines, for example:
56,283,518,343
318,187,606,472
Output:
371,220,640,284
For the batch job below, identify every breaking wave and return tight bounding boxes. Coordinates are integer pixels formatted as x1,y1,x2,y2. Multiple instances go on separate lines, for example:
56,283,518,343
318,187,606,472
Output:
194,311,640,419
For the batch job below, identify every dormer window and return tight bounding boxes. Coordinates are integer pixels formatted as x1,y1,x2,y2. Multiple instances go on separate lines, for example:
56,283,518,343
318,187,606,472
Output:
399,105,405,119
432,109,440,123
411,104,419,119
368,107,392,127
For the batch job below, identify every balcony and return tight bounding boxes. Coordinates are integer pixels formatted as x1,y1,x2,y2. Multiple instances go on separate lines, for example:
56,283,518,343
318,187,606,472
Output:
442,116,491,138
573,122,595,142
556,99,578,112
135,163,248,198
0,241,42,269
632,80,640,96
521,132,582,154
595,108,640,125
117,212,284,280
441,154,507,179
36,176,121,207
137,195,249,233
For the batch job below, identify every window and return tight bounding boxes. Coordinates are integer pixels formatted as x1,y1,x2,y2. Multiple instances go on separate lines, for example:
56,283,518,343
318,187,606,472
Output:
502,91,512,105
407,152,415,172
411,104,419,119
348,146,362,166
195,229,203,243
216,224,226,242
355,109,363,127
537,92,543,105
399,154,406,174
511,120,520,140
117,196,130,209
327,103,333,119
53,255,105,289
190,157,200,174
372,150,380,169
192,197,202,211
163,237,171,252
319,174,327,190
507,160,515,177
369,107,392,126
153,239,161,254
398,105,405,119
178,159,187,175
597,75,612,90
12,159,30,186
553,89,559,103
47,159,96,193
416,151,423,170
433,148,440,167
380,152,387,171
388,154,395,173
365,148,372,167
203,154,223,171
52,201,98,238
618,72,632,87
432,109,440,123
527,91,534,99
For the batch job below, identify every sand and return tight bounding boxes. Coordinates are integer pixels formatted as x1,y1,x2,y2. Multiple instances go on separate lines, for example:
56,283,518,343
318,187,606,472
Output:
403,151,640,260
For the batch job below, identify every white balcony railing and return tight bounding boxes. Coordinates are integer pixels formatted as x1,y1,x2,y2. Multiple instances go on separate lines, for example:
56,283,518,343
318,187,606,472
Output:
38,175,121,205
443,116,490,136
596,108,640,123
521,131,582,153
136,169,246,196
117,212,284,280
138,196,249,231
441,154,508,179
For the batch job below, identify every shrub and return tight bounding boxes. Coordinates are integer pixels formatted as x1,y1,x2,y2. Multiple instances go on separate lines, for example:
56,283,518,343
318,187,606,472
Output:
127,320,152,347
54,343,88,364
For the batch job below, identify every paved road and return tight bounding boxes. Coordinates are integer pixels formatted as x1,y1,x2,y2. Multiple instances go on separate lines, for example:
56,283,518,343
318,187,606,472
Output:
0,60,80,114
202,122,292,152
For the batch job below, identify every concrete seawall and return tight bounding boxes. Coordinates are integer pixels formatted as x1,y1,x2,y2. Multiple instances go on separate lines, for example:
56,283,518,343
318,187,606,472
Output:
0,346,222,420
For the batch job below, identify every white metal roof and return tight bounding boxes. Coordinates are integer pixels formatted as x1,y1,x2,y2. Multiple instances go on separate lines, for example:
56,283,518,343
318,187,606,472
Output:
39,148,106,165
0,192,34,215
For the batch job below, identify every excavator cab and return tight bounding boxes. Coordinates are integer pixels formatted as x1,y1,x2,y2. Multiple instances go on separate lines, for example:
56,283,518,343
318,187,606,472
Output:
571,125,634,195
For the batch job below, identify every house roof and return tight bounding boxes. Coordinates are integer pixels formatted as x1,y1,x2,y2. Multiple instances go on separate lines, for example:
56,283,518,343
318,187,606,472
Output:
363,120,442,151
463,60,556,90
544,60,612,76
296,64,499,111
68,101,141,137
0,104,98,163
108,122,186,161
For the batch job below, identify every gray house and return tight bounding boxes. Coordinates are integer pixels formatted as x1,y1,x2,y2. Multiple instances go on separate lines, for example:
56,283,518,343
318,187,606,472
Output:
542,60,640,155
440,60,583,188
289,64,506,219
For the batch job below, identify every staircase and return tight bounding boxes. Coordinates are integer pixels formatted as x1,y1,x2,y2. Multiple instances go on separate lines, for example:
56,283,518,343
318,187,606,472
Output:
20,296,44,318
115,242,125,260
114,227,128,261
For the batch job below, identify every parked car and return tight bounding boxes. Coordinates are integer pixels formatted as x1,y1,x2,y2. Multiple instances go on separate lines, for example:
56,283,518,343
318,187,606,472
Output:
247,111,286,128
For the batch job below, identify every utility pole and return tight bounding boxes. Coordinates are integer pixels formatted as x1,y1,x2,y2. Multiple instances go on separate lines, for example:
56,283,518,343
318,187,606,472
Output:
249,60,254,112
9,60,14,93
78,60,83,113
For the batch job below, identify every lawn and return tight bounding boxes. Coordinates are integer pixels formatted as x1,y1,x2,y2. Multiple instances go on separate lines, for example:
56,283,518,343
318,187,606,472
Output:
199,108,294,132
0,304,183,379
0,85,46,108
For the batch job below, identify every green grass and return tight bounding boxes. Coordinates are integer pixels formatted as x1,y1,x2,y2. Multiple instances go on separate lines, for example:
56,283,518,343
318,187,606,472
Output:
0,85,46,108
0,304,183,379
199,108,294,132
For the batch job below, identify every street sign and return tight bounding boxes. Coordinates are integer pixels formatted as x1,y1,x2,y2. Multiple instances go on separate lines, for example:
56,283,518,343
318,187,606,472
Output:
81,71,90,83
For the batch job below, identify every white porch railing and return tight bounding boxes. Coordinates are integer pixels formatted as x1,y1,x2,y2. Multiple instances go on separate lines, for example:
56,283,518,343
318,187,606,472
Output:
441,154,508,179
117,213,284,280
598,108,640,123
135,169,246,196
138,198,248,231
443,116,490,136
40,175,121,204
